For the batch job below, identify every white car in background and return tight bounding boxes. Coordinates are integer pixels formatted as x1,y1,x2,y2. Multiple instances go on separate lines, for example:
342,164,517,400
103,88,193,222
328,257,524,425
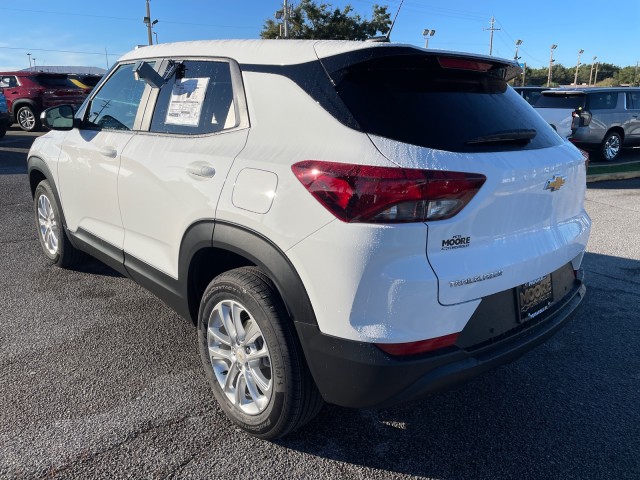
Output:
27,40,590,439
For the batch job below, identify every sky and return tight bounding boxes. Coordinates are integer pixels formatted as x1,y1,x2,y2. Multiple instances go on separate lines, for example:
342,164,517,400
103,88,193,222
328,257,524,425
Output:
0,0,638,72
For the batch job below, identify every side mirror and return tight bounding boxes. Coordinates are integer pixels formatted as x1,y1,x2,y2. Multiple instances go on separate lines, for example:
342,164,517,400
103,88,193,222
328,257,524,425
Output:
133,61,163,88
41,105,78,131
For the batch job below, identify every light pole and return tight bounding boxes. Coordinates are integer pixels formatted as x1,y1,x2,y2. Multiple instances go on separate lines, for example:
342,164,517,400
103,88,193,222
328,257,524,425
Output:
514,40,523,86
588,56,597,86
422,29,435,48
153,31,159,44
143,0,158,45
32,58,37,71
514,39,522,61
547,44,557,87
573,49,584,86
594,61,600,85
27,53,32,70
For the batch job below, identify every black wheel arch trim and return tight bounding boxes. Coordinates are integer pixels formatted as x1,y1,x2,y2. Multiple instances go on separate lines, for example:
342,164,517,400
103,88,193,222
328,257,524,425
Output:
208,221,318,327
27,156,77,248
121,220,318,328
11,98,39,117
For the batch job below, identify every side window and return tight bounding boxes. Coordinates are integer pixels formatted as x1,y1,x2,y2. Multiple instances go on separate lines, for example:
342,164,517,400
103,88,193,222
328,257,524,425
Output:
0,76,17,88
626,92,640,110
587,92,618,110
150,60,236,135
85,63,151,131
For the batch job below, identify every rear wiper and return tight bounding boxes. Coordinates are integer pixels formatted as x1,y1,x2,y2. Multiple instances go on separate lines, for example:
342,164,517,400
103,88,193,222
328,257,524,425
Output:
465,129,537,146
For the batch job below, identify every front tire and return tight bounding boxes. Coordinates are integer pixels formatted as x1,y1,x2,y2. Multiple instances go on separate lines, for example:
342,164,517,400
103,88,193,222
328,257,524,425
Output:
16,105,41,132
34,180,82,267
600,131,622,162
198,267,323,439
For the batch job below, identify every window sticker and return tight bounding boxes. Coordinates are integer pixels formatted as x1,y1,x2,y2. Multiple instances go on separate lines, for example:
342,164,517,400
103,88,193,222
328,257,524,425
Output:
165,77,210,126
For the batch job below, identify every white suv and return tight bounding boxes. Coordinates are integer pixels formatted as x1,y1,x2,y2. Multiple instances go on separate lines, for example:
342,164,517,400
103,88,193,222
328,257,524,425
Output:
28,40,590,439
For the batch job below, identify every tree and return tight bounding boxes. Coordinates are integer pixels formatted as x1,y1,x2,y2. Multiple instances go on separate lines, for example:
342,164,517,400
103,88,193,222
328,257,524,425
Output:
261,0,391,40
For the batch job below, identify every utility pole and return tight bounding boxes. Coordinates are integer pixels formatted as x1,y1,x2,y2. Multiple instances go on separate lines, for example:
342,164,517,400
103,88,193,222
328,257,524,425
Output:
283,0,290,39
483,16,500,56
588,56,597,86
547,44,557,87
522,62,526,87
573,49,584,86
635,61,639,87
105,48,110,69
594,62,599,85
143,0,158,45
274,0,293,39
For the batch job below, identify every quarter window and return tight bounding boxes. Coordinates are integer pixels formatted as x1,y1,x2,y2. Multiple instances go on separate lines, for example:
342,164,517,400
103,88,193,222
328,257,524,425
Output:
150,60,236,135
0,76,18,88
85,63,151,131
626,92,640,110
587,92,618,110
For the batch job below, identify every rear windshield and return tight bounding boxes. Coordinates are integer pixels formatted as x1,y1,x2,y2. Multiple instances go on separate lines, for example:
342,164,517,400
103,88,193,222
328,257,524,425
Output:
535,93,586,109
32,75,77,88
332,55,561,152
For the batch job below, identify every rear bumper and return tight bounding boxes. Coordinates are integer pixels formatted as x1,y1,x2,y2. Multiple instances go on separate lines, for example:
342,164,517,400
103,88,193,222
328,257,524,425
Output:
297,270,586,409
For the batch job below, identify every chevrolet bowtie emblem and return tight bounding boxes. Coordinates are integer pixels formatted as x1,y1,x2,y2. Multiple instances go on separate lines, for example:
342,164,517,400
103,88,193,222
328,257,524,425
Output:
544,175,566,192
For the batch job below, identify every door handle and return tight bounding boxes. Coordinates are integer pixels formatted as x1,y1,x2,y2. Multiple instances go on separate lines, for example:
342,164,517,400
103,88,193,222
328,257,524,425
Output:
98,147,117,158
187,163,216,178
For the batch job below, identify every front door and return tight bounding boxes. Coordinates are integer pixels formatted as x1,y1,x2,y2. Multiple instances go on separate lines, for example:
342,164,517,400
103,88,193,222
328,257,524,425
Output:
57,63,151,250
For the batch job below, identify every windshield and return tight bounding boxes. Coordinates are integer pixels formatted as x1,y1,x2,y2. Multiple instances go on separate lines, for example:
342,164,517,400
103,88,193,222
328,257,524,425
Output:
332,54,561,152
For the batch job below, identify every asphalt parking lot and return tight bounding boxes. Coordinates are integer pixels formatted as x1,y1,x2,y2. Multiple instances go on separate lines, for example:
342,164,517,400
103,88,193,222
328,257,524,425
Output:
1,127,639,479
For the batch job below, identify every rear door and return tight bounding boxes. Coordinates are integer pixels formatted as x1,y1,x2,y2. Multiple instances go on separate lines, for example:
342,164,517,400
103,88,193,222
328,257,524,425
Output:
321,48,590,306
624,91,640,141
117,58,249,279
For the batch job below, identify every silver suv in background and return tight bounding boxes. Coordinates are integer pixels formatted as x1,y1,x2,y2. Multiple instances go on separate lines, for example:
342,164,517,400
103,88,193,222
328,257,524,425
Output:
570,88,640,161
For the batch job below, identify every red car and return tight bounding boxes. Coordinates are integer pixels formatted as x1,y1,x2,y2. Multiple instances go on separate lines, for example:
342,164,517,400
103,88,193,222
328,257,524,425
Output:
0,72,87,131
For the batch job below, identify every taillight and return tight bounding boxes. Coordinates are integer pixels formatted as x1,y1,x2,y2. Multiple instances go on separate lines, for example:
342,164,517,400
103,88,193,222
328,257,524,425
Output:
579,148,589,168
376,333,459,356
572,108,591,128
438,57,493,72
291,161,486,223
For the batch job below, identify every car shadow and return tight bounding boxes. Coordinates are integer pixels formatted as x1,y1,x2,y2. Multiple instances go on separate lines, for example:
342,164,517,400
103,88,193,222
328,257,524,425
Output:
275,251,640,479
587,177,640,190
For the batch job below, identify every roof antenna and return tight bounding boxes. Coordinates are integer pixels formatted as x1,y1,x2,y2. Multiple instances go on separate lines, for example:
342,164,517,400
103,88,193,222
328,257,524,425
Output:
386,0,404,41
366,0,404,43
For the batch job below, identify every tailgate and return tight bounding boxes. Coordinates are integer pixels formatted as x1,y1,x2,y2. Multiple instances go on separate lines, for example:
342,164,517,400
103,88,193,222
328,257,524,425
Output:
368,138,590,305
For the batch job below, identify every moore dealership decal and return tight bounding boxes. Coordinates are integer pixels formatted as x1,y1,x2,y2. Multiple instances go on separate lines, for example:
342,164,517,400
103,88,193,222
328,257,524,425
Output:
442,235,471,250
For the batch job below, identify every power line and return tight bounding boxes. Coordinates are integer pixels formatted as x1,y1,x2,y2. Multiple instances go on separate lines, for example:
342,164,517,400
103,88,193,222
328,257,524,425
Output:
0,6,257,29
0,45,123,57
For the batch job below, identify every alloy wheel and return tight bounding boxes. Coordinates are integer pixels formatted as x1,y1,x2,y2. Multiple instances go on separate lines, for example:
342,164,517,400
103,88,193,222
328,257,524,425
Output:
18,108,36,131
604,135,621,161
37,193,59,256
206,299,273,415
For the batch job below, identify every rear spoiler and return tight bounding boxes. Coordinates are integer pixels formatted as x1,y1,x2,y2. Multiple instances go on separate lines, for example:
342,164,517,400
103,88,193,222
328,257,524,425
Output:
317,46,522,83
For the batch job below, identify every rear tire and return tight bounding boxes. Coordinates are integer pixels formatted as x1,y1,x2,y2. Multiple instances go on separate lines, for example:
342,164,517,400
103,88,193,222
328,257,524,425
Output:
599,131,622,162
16,105,41,132
198,267,323,439
34,180,83,268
